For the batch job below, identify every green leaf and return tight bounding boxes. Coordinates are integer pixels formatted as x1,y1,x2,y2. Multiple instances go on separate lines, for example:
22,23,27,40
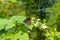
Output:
5,31,29,40
18,24,28,32
0,19,8,30
28,25,33,30
11,16,26,23
10,0,17,3
0,33,5,40
5,20,15,30
15,31,29,40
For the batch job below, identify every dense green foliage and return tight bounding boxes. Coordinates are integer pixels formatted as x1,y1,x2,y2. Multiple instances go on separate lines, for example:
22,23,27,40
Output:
0,0,60,40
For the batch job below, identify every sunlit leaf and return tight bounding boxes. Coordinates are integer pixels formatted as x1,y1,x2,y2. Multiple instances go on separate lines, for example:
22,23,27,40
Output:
5,20,15,30
10,0,17,3
0,19,8,30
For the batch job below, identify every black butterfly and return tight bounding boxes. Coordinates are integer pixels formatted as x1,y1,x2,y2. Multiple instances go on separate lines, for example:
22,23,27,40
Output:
23,17,31,25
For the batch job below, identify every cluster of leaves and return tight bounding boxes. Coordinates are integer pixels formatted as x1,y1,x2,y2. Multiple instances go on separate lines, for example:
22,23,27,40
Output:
46,0,60,31
0,0,26,18
0,16,30,40
0,16,60,40
22,0,57,20
0,0,60,40
45,30,60,40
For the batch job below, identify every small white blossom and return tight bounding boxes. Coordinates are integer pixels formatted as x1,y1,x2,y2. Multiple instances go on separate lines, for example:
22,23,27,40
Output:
34,23,38,27
37,19,41,22
41,23,47,29
34,19,40,27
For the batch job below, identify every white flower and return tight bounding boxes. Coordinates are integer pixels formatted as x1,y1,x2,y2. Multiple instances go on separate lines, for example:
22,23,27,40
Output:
41,23,47,29
34,19,40,27
42,25,47,29
34,23,38,27
37,19,41,22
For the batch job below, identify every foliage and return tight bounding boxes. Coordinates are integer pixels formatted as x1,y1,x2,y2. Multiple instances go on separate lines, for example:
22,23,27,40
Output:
0,0,60,40
0,16,29,40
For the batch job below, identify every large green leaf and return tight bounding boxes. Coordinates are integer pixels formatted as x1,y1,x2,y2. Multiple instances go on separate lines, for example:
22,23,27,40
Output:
5,31,29,40
11,16,26,23
15,31,29,40
0,19,8,30
0,33,5,40
5,20,15,30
